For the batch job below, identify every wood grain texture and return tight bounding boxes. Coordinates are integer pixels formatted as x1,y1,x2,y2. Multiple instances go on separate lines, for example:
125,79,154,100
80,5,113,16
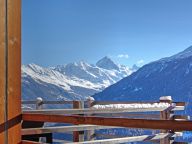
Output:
7,0,21,143
0,0,6,142
23,114,192,131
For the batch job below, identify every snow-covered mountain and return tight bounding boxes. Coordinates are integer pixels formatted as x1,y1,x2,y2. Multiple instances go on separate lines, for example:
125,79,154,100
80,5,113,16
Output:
22,57,137,101
93,46,192,114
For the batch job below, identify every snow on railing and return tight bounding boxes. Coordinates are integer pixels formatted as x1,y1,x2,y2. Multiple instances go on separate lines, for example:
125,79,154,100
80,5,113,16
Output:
92,103,171,109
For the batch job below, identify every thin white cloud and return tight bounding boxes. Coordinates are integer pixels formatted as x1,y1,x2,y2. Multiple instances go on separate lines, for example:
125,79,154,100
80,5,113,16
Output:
117,54,129,59
137,59,144,65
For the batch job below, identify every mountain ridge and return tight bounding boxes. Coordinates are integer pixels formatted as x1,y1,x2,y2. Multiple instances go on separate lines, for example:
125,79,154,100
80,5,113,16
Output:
93,47,192,114
22,57,138,101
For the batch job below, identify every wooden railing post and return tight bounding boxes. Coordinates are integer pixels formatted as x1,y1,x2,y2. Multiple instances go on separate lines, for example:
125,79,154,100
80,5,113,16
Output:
86,97,95,141
73,101,84,142
36,97,46,143
159,96,173,144
36,97,43,110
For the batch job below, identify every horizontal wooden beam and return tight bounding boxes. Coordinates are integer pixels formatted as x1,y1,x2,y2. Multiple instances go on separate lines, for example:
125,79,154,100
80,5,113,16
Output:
22,100,162,105
22,100,73,105
94,133,168,144
21,140,44,144
94,133,176,143
93,101,185,106
66,133,176,144
93,101,160,105
53,139,72,143
22,108,166,114
22,125,120,135
22,114,192,131
22,101,186,107
172,115,190,121
173,142,188,144
22,105,184,115
94,113,160,119
95,133,124,139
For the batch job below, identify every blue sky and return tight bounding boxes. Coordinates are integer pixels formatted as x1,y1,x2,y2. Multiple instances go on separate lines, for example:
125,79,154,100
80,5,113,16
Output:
22,0,192,67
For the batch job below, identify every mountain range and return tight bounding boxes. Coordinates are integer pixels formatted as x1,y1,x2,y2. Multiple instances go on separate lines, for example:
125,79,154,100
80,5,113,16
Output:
22,47,192,141
22,56,137,101
94,46,192,114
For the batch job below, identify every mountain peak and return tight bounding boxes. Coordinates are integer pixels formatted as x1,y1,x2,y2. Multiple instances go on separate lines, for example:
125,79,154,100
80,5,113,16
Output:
96,56,119,70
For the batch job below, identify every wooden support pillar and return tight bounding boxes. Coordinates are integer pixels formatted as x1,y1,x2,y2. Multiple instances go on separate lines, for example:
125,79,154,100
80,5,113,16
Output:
0,1,6,142
73,101,84,142
0,0,21,143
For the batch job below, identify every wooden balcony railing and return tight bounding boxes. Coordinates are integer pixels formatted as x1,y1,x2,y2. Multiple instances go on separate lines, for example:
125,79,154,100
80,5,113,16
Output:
21,96,191,144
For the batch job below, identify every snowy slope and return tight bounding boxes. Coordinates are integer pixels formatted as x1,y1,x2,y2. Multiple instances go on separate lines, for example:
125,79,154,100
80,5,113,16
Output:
22,57,137,101
93,46,192,114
